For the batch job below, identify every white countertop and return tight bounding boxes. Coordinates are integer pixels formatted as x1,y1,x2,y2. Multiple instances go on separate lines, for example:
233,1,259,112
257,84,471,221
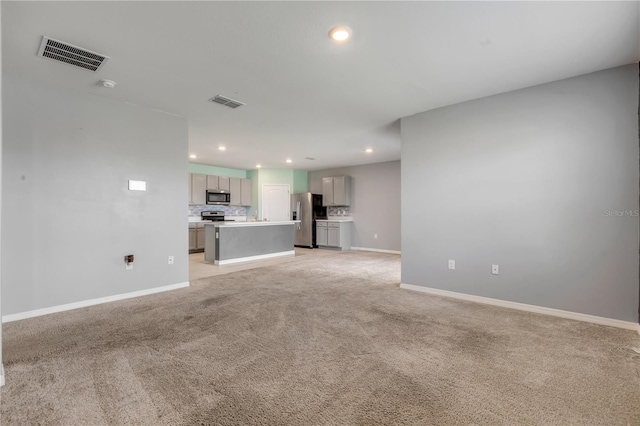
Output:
316,217,353,223
204,220,300,227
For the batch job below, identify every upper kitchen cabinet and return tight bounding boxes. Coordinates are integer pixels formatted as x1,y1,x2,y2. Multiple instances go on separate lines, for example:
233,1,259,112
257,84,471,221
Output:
219,177,230,191
206,175,218,190
229,177,252,206
191,172,250,206
322,176,352,206
190,173,206,205
240,178,252,206
229,178,241,205
206,175,230,191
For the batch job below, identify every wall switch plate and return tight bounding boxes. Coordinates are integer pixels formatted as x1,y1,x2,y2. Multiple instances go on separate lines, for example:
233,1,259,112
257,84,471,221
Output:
448,259,455,270
374,233,378,239
492,264,499,275
168,256,174,265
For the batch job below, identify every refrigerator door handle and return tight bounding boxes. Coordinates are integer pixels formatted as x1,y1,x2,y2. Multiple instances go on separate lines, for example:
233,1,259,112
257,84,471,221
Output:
297,201,301,230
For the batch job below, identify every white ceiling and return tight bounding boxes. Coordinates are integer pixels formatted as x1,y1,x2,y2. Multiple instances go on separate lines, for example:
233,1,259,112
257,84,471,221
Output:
3,1,639,171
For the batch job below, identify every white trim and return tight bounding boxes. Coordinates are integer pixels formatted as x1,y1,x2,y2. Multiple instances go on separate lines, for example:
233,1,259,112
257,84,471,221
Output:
2,282,190,323
351,247,401,255
400,283,638,331
0,364,4,387
215,250,295,265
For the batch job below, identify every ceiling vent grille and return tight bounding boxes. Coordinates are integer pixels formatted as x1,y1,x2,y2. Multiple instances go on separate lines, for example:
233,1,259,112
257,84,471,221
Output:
37,36,109,72
209,95,245,109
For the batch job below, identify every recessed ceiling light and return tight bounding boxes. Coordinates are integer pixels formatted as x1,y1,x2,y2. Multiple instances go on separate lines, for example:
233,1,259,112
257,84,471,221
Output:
286,159,292,163
329,26,352,42
365,148,373,153
189,154,197,159
218,146,226,151
256,164,262,169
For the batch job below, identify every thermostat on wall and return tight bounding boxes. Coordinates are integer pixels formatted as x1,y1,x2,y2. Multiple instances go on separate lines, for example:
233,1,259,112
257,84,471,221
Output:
128,180,147,191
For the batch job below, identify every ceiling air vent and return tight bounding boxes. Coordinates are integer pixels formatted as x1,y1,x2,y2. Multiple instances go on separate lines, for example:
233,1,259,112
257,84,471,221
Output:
37,36,109,72
209,95,245,109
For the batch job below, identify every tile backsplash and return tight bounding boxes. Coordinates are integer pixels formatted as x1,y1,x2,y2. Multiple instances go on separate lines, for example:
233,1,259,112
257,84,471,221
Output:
327,206,351,216
189,205,247,217
189,205,346,217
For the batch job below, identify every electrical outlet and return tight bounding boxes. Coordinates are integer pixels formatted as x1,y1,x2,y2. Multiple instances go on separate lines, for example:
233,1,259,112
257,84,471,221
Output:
125,254,134,270
448,259,455,270
492,264,499,275
168,256,174,265
374,233,378,239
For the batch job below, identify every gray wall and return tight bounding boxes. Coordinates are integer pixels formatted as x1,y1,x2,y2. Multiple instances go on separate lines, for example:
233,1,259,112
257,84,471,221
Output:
309,161,400,252
2,74,189,316
401,64,639,323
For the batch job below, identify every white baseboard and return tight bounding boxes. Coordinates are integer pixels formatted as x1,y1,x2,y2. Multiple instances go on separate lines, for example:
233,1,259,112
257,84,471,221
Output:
215,250,295,266
0,364,4,387
637,323,640,337
351,247,401,255
2,282,190,323
400,283,638,331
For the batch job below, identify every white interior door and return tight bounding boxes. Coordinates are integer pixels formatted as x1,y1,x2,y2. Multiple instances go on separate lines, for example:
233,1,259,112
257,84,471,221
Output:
262,184,290,221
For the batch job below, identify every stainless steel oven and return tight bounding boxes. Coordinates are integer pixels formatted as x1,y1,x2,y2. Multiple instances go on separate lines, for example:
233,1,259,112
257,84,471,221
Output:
206,190,231,205
201,211,225,221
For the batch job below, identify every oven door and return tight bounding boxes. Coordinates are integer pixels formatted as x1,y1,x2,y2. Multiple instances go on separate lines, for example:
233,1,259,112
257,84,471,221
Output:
206,191,231,205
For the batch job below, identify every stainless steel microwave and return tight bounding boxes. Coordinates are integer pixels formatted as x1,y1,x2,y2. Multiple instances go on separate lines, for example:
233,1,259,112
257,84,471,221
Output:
206,190,230,205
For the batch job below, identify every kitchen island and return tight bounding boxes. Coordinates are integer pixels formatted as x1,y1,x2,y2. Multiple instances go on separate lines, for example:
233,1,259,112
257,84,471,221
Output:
204,221,298,265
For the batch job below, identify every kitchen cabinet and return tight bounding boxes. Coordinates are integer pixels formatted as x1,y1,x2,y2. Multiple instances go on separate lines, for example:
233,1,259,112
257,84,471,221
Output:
207,175,230,192
230,178,252,206
219,176,230,191
241,178,252,206
197,227,205,250
206,175,219,190
322,178,333,205
316,222,328,246
316,221,351,250
322,176,351,206
190,173,249,205
189,223,206,252
189,227,197,251
190,173,206,205
229,178,241,205
328,225,340,247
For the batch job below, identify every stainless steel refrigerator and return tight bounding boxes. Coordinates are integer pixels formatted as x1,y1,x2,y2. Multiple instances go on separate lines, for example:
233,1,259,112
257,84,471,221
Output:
291,193,326,248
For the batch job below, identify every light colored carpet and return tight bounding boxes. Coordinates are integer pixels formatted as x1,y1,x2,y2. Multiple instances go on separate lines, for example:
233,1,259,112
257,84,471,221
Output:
1,250,639,425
